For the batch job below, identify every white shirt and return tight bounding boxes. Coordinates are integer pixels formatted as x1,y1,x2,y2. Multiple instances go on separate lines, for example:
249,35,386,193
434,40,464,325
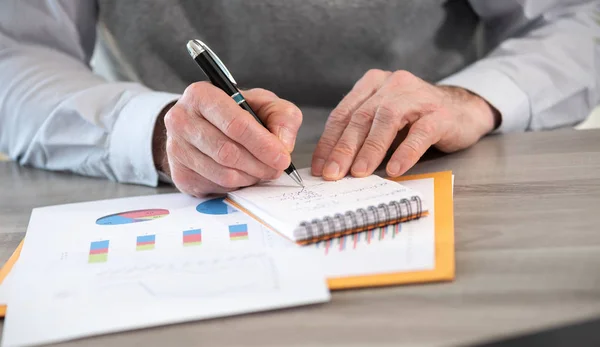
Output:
0,0,598,186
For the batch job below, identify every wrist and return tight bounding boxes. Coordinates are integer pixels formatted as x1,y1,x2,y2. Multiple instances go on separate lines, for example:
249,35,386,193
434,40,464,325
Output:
439,85,501,134
152,101,176,177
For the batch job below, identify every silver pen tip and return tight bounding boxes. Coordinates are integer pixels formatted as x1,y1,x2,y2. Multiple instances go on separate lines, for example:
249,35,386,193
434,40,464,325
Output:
186,39,206,59
288,170,304,188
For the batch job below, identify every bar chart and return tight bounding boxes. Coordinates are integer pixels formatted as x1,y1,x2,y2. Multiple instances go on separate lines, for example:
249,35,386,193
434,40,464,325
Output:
182,229,202,247
229,224,249,241
136,235,156,251
89,240,109,263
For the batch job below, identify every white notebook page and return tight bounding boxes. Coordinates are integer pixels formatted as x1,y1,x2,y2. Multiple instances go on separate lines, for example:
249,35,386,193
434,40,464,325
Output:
228,168,425,241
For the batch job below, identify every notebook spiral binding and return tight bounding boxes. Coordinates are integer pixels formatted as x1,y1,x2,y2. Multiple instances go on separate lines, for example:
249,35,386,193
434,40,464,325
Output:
295,196,423,243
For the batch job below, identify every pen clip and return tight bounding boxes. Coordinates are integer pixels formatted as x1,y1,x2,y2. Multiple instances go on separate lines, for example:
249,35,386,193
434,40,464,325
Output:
203,44,237,86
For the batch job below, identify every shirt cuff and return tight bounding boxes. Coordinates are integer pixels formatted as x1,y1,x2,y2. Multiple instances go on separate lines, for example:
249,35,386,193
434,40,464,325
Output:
437,67,531,133
109,91,180,186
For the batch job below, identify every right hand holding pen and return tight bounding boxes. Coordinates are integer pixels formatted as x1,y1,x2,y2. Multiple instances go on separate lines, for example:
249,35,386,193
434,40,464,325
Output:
156,82,302,197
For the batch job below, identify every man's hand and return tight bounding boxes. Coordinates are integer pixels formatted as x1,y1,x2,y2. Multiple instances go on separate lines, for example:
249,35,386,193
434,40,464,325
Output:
154,82,302,197
311,69,500,180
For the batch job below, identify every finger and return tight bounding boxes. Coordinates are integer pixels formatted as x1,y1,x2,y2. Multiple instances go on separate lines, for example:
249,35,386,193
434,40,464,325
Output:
350,99,405,177
386,116,441,177
165,105,279,180
166,133,260,190
312,69,391,176
243,88,303,153
181,82,291,171
322,93,388,180
169,159,232,197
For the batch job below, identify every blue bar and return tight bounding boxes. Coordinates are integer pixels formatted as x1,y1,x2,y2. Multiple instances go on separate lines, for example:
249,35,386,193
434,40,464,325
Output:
137,235,155,243
183,229,201,236
90,240,109,250
228,224,247,233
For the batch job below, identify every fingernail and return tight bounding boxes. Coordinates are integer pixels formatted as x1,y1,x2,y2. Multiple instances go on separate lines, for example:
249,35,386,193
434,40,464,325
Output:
388,161,401,176
278,127,295,152
274,152,291,170
323,161,340,179
352,159,368,176
312,158,325,176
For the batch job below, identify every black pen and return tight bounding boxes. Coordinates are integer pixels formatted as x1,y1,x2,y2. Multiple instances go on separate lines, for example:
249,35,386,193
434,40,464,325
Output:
186,39,304,187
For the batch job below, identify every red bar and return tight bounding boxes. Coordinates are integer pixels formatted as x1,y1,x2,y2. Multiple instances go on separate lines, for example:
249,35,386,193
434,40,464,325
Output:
89,248,108,255
137,241,155,246
229,231,248,238
120,209,168,219
183,234,202,243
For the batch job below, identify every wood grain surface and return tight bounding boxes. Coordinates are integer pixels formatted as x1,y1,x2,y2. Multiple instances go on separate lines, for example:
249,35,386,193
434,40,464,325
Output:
1,128,599,347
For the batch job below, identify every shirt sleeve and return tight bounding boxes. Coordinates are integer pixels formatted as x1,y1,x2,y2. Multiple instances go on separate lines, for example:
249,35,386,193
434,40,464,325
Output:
438,0,600,132
0,0,180,186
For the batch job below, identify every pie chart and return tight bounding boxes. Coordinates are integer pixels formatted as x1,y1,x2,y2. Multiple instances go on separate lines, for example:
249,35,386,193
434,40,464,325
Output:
196,197,238,215
96,209,170,225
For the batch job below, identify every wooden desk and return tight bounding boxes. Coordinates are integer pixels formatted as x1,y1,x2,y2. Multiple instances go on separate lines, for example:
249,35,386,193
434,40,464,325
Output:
1,129,600,346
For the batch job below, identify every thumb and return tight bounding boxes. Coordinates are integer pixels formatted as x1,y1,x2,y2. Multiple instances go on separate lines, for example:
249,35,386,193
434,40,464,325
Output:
242,88,303,152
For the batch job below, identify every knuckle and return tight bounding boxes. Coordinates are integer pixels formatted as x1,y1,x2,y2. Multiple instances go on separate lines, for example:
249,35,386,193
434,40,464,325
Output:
216,140,240,167
165,137,183,160
215,169,240,189
363,68,392,83
391,70,415,83
329,107,352,124
256,139,278,157
285,104,303,125
187,182,210,198
436,105,452,120
375,102,399,123
414,120,437,137
224,116,250,140
317,135,338,151
183,81,212,99
332,141,356,158
170,167,193,191
402,138,422,157
420,100,445,115
362,139,388,155
163,107,187,132
252,88,277,99
364,68,384,79
351,108,374,125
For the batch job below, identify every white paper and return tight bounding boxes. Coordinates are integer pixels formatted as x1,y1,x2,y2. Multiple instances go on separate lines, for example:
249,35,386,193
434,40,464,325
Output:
0,268,14,305
1,194,328,347
229,167,425,240
310,178,437,278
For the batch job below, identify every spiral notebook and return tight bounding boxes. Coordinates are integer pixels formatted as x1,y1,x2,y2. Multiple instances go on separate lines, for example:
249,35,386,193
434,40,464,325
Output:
227,168,429,244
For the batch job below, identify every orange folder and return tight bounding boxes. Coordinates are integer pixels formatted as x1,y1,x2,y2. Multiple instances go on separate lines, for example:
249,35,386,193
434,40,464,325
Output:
0,240,23,317
326,171,455,290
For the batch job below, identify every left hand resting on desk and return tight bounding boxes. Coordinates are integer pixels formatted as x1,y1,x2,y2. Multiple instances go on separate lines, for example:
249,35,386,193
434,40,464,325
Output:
311,69,501,180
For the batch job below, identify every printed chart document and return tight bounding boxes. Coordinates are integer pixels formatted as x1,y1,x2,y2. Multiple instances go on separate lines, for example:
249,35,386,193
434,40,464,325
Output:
1,194,329,347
